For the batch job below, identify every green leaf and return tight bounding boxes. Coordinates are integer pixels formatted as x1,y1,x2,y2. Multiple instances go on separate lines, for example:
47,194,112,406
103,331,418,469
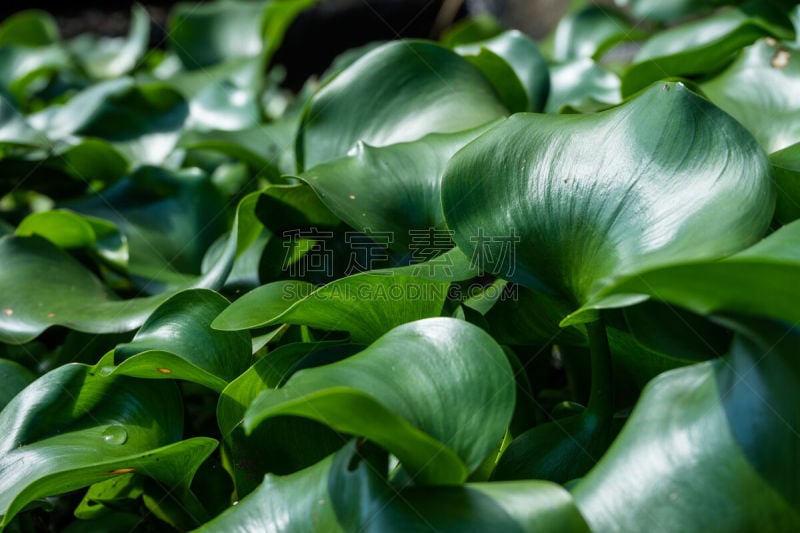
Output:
168,0,269,69
0,10,59,47
545,58,620,113
455,30,550,112
62,166,228,288
0,192,261,344
573,318,800,531
217,342,358,496
37,78,189,164
622,5,794,97
331,441,590,532
0,44,74,105
244,317,515,484
16,209,128,269
442,81,773,307
298,40,508,170
104,289,251,392
256,183,341,234
213,248,479,343
772,142,800,224
195,455,342,532
702,39,800,153
0,363,216,526
68,5,150,79
301,123,500,253
552,5,638,62
440,14,504,48
567,219,800,325
0,359,34,411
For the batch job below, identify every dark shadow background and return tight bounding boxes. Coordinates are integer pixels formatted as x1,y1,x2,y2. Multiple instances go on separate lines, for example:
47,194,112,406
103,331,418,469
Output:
0,1,571,89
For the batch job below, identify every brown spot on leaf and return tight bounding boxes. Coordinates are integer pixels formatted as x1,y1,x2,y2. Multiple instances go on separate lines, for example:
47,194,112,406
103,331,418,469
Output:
108,467,135,474
772,48,790,69
47,313,55,318
3,309,12,316
156,367,172,374
347,194,356,200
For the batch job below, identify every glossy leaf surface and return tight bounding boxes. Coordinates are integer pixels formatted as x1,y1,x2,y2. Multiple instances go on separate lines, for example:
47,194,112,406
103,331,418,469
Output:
298,40,508,170
244,318,515,484
443,81,772,306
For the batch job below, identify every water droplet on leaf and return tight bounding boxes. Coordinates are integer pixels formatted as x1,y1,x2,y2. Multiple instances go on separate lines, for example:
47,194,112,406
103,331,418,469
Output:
102,426,128,445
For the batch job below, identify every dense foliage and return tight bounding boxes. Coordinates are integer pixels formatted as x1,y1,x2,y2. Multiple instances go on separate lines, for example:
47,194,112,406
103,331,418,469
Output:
1,0,799,530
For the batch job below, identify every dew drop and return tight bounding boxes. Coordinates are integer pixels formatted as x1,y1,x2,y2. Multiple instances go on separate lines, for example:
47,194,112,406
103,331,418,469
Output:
348,194,356,200
102,426,128,445
98,366,115,377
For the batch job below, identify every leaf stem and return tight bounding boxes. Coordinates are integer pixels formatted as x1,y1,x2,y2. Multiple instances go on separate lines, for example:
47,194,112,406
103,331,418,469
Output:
586,319,613,422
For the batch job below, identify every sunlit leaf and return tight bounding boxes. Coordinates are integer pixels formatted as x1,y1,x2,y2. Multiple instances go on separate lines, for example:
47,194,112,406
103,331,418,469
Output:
443,81,772,307
244,318,515,484
298,40,508,170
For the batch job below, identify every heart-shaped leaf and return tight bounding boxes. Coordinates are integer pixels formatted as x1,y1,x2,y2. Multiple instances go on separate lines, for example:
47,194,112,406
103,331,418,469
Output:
298,40,508,170
573,318,800,531
301,123,500,253
622,4,794,96
103,289,251,392
442,81,773,308
455,30,550,112
702,39,800,153
244,317,515,484
0,363,216,526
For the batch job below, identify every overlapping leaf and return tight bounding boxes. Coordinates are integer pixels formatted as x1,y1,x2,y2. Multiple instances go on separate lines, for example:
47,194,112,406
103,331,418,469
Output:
244,318,515,484
442,81,773,308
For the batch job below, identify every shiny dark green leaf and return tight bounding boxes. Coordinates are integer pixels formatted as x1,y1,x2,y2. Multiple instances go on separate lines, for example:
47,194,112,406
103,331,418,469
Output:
443,82,772,307
772,142,800,224
244,318,515,484
0,193,261,344
0,359,34,411
195,455,342,532
702,39,800,153
217,342,357,496
104,289,251,391
302,123,500,253
0,364,216,526
568,220,800,325
330,441,590,532
298,40,508,170
455,30,550,112
574,318,800,531
213,248,478,343
622,5,794,96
